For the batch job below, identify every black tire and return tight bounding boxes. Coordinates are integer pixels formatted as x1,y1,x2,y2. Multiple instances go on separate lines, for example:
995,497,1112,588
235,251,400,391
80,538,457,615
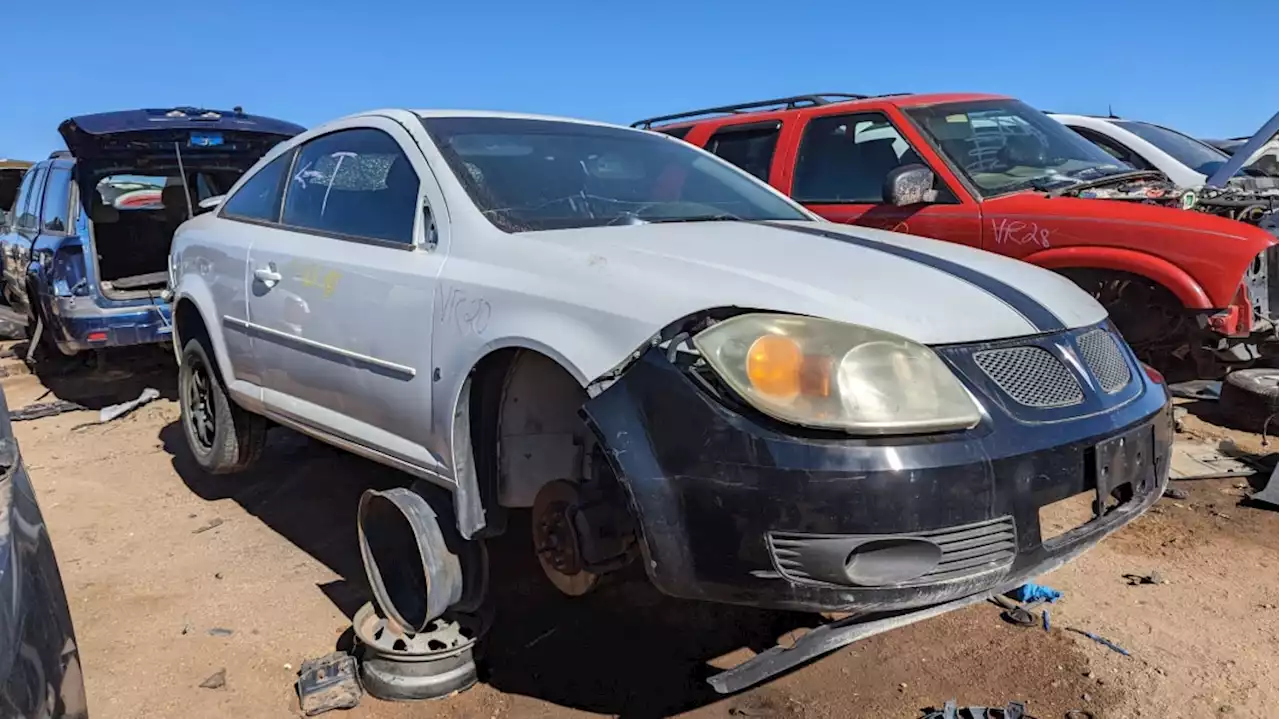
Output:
1220,368,1279,433
179,336,267,473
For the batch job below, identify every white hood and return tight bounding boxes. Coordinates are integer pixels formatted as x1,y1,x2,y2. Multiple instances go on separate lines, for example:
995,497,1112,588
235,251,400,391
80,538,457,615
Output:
529,220,1106,349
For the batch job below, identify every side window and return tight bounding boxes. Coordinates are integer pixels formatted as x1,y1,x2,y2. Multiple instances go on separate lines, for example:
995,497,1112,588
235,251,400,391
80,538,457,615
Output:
5,170,35,230
704,124,780,182
16,166,48,231
222,150,294,222
794,112,942,204
282,128,419,244
41,168,73,233
1069,127,1153,171
658,126,692,141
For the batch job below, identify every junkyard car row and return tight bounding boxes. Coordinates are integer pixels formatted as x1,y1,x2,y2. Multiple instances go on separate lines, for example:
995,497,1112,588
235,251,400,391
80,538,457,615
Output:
0,91,1275,712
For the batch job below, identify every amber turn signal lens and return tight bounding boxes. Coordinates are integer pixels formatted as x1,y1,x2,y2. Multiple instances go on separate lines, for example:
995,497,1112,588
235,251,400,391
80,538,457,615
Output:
746,335,803,398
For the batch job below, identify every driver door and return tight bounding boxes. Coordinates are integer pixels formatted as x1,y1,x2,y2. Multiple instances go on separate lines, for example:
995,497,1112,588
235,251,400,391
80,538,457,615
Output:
784,109,982,249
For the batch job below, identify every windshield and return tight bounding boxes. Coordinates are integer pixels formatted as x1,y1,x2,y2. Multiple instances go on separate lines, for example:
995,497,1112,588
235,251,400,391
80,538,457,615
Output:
1116,121,1235,177
419,117,809,232
905,99,1130,197
1245,139,1279,177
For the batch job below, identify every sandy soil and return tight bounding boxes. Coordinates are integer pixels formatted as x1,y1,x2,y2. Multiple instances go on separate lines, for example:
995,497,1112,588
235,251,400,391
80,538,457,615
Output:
3,347,1276,719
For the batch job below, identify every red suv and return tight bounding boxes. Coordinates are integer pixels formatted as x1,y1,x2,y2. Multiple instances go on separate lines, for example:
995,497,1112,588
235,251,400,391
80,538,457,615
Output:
634,93,1278,377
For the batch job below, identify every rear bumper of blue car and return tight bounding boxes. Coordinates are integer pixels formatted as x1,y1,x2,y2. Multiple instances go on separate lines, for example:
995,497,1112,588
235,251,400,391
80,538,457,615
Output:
47,296,171,354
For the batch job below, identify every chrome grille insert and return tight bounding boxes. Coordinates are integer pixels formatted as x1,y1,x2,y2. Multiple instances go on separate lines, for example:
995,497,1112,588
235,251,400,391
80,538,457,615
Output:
1076,330,1131,393
973,346,1084,408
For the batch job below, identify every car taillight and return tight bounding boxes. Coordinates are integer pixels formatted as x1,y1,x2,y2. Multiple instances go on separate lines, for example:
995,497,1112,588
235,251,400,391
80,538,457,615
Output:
1141,362,1165,385
50,247,89,297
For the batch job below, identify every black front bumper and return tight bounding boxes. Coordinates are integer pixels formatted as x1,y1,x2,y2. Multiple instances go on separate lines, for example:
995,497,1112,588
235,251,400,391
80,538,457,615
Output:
583,332,1173,615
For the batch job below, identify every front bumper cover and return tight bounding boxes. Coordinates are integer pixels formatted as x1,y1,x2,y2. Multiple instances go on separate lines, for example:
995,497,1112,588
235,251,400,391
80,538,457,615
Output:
584,345,1172,614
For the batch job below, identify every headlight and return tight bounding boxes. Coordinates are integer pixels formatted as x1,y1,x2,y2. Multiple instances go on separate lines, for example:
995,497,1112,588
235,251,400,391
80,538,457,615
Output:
692,314,982,434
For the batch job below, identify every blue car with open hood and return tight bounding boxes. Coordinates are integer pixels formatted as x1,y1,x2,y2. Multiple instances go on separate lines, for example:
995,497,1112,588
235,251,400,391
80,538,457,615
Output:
0,107,303,358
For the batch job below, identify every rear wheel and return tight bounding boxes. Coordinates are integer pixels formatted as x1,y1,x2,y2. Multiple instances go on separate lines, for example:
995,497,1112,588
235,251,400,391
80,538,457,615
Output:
179,336,267,473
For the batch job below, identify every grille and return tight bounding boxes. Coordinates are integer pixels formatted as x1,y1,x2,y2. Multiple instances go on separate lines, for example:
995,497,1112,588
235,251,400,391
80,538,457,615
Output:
768,516,1017,588
1076,330,1131,393
973,346,1084,408
911,516,1017,583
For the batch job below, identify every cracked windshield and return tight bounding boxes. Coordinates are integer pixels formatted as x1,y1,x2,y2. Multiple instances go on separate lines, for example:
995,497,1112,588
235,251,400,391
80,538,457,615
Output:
906,99,1130,196
419,117,808,232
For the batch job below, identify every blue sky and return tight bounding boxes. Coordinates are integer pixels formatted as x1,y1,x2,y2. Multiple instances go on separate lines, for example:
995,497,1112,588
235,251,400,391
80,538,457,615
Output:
2,0,1276,160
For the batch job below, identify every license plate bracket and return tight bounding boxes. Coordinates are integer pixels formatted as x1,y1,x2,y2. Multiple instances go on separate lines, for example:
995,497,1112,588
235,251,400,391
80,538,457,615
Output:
1092,425,1154,517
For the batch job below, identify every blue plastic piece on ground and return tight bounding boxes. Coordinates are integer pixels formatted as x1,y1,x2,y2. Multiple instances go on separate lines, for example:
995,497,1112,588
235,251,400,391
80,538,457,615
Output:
1067,627,1131,656
1006,583,1062,603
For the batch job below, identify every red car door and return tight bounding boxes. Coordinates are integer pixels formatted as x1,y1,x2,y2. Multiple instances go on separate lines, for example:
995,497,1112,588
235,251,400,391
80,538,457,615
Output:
779,105,983,249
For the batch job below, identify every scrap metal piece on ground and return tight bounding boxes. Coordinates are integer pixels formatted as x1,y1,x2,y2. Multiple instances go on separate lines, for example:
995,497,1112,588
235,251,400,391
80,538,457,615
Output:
1168,439,1259,480
199,668,227,690
1252,463,1280,508
1167,380,1222,401
922,701,1031,719
97,387,160,423
297,652,362,716
1124,571,1164,585
9,399,86,422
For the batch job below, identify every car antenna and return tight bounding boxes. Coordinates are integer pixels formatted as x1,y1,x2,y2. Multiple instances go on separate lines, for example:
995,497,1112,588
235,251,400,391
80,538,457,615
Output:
1107,104,1118,119
172,141,194,220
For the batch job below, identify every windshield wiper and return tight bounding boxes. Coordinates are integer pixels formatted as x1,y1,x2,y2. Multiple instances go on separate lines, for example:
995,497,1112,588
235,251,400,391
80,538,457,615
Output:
645,214,742,224
1049,170,1167,197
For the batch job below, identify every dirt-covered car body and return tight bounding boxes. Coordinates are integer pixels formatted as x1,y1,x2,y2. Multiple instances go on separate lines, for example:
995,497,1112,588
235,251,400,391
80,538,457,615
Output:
169,109,1173,691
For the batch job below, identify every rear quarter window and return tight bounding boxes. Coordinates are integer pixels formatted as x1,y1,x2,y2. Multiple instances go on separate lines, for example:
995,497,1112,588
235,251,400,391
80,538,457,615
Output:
16,165,47,231
40,168,73,232
221,150,295,223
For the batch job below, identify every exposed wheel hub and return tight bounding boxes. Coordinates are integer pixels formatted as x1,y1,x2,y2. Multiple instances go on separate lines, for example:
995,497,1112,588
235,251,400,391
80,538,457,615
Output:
531,479,637,597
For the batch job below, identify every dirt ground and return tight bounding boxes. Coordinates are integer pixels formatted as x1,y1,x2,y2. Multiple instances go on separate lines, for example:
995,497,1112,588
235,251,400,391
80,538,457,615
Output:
3,345,1276,719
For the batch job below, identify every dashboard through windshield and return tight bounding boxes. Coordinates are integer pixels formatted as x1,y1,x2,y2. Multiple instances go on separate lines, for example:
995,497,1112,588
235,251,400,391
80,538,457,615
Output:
905,99,1130,197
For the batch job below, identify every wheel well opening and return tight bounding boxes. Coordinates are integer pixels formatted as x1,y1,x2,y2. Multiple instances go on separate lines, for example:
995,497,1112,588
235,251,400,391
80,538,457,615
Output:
174,298,207,347
466,349,595,534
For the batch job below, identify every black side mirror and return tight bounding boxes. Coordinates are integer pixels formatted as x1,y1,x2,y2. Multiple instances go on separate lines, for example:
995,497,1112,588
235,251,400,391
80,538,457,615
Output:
883,164,938,206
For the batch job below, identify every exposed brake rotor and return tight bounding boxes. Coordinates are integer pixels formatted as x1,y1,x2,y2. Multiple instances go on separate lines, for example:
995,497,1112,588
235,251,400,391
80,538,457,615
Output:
531,480,600,597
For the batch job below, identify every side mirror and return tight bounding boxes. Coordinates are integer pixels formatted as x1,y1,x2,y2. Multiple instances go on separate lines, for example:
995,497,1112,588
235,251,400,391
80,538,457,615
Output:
198,194,226,210
884,164,939,206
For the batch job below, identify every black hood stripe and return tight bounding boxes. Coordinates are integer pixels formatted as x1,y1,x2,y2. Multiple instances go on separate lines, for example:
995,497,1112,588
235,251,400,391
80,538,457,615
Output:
760,222,1066,333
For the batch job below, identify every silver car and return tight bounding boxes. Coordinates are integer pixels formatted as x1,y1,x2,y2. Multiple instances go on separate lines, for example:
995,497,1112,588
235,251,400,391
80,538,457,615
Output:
169,109,1172,693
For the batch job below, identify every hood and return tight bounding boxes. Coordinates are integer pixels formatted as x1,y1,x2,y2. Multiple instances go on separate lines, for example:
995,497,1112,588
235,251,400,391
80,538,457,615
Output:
531,221,1106,345
58,107,304,172
1206,112,1278,188
986,189,1274,240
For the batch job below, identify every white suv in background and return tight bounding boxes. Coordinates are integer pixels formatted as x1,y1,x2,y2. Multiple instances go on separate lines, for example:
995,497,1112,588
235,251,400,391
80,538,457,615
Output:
167,108,1172,693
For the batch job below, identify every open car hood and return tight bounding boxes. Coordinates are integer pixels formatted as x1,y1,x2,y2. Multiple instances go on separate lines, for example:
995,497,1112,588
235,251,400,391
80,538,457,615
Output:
58,107,304,171
1206,112,1279,188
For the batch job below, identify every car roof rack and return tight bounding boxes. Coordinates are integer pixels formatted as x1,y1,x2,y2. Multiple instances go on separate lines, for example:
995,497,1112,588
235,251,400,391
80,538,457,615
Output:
631,93,868,129
48,150,73,160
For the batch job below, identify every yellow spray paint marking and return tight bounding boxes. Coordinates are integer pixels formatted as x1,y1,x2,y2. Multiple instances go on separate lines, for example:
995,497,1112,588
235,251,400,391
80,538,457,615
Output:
288,260,341,297
322,270,340,298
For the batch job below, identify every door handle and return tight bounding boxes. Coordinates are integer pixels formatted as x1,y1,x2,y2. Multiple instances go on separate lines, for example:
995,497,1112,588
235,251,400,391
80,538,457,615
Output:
254,266,282,287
